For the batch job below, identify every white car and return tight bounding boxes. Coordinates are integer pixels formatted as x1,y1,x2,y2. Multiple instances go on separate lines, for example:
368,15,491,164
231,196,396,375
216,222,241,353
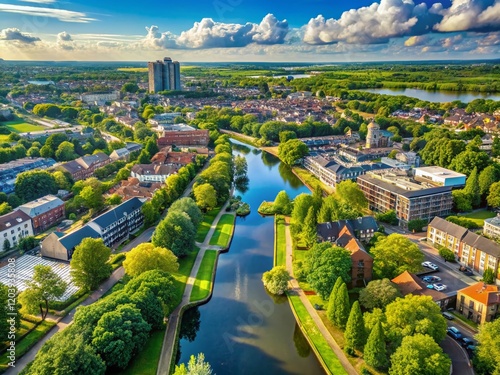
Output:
433,283,447,292
422,261,439,271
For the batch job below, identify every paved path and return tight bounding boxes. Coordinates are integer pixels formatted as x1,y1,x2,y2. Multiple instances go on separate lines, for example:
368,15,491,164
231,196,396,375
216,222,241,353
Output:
284,221,358,375
156,203,232,375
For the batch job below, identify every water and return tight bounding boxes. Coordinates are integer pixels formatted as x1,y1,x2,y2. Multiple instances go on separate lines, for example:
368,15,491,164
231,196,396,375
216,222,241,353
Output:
177,142,324,375
360,88,500,103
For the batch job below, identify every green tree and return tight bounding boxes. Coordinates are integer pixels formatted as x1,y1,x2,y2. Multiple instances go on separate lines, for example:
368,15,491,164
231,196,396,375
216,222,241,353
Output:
487,182,500,208
26,146,40,158
152,211,195,257
55,141,76,162
302,206,317,248
19,265,67,320
53,170,73,191
137,149,151,164
92,304,151,369
408,218,427,232
79,185,104,211
464,167,481,208
3,239,10,252
273,190,292,215
475,318,500,375
344,301,366,353
371,233,424,279
326,277,344,324
335,180,368,213
479,165,499,198
18,236,37,251
335,283,350,329
142,201,160,227
279,130,297,143
452,189,473,212
277,139,308,165
482,268,495,284
234,155,248,178
359,279,401,310
449,150,490,176
123,243,179,277
170,197,202,229
389,334,451,375
193,183,217,212
15,170,58,202
174,353,214,375
0,202,11,215
121,82,139,93
303,242,352,299
70,238,112,291
291,193,313,233
385,294,447,347
262,266,290,295
364,321,389,370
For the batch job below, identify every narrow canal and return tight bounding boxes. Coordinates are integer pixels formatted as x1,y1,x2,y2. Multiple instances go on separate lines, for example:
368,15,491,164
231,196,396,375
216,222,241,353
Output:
176,141,324,374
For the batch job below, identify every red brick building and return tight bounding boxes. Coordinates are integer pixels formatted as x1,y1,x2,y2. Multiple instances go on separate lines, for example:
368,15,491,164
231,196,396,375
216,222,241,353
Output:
17,195,65,234
157,130,210,148
59,152,111,181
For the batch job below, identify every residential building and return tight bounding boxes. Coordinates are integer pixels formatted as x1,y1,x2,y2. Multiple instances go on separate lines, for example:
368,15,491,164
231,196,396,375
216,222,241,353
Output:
112,178,162,200
428,217,500,280
157,130,210,148
41,198,145,260
456,282,500,324
148,112,182,126
413,166,466,188
151,150,196,165
0,211,34,251
59,152,111,181
131,164,179,183
317,217,378,286
80,91,120,104
110,148,131,161
357,169,453,227
17,195,65,234
380,157,411,171
0,157,56,194
395,151,420,167
391,271,453,309
484,215,500,239
365,121,393,149
148,57,181,93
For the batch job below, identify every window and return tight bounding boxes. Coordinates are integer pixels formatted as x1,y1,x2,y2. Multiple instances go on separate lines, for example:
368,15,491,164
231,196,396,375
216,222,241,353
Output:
10,230,13,234
3,233,6,238
24,224,27,228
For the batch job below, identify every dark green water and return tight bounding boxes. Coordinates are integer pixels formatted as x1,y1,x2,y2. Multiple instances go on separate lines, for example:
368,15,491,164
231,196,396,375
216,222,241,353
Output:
177,141,324,374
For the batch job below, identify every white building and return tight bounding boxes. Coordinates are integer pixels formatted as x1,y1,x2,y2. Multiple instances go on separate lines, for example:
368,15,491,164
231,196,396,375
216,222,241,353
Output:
130,164,179,183
0,211,34,250
148,112,182,126
80,91,120,104
413,166,466,187
484,215,500,239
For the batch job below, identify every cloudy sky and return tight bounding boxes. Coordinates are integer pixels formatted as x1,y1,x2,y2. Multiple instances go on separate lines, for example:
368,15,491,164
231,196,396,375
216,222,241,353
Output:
0,0,499,61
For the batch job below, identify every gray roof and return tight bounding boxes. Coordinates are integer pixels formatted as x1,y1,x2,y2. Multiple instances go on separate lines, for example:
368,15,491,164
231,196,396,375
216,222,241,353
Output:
111,148,130,157
463,231,500,258
18,195,64,218
77,152,110,168
429,217,468,240
485,215,500,228
90,197,143,230
0,210,32,232
59,226,100,251
317,216,379,242
357,174,452,198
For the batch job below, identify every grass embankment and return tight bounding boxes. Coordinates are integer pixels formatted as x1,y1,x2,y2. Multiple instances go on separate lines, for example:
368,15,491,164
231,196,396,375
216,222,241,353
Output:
190,250,217,302
195,207,221,243
459,209,496,227
171,247,201,307
0,320,56,372
118,329,165,375
209,214,235,248
275,215,286,267
292,166,335,195
225,131,260,147
288,294,348,375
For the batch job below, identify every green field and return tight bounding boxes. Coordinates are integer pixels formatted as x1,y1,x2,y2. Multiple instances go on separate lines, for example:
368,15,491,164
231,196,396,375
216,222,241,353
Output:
171,247,201,307
287,294,347,375
118,329,165,375
2,119,46,133
459,209,496,227
275,215,286,267
209,214,235,248
190,250,218,302
195,207,221,243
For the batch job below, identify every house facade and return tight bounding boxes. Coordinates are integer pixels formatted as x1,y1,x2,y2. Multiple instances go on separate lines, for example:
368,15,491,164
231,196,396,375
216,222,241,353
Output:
0,211,34,251
484,215,500,239
59,152,112,181
456,282,500,324
17,195,65,234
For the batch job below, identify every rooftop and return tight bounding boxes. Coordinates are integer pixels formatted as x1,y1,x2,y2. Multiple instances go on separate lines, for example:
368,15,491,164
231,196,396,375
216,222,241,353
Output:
0,210,31,232
17,195,64,218
414,166,466,179
458,282,500,306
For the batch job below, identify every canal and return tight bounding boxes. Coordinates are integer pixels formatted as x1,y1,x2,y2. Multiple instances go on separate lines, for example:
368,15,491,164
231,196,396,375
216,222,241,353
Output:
360,87,500,103
176,141,324,374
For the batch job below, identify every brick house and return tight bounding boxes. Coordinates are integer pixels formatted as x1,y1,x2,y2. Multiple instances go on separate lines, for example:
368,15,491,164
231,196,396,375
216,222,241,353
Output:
456,282,500,324
17,195,65,234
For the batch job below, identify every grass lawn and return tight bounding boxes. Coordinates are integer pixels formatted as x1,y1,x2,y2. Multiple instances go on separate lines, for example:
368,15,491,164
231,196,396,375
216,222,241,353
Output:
0,135,10,142
0,319,56,371
190,250,217,302
459,209,496,227
171,247,201,307
287,294,348,375
292,166,335,195
195,207,221,243
118,329,165,375
209,214,235,248
6,123,46,133
275,215,286,267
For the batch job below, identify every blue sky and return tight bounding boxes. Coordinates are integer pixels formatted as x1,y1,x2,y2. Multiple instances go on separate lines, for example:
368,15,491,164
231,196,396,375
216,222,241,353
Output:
0,0,498,61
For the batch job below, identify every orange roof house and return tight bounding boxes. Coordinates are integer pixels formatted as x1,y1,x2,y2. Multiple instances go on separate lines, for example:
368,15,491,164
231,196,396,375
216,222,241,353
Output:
457,282,500,324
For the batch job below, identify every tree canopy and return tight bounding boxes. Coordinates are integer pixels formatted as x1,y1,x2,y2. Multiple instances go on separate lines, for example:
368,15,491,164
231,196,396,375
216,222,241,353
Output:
123,243,179,277
152,211,195,257
262,266,290,295
70,238,112,291
278,139,308,165
359,279,401,310
15,170,58,202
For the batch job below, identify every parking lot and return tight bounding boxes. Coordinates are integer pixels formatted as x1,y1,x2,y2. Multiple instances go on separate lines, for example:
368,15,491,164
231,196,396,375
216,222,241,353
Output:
417,259,471,297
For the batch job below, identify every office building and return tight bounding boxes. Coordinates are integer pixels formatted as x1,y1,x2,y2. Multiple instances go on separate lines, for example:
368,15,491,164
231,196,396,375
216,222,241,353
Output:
413,166,466,188
148,57,181,93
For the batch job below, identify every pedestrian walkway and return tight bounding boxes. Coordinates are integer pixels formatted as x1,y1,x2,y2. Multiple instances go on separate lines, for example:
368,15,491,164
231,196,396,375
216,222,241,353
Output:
284,222,358,375
156,202,232,375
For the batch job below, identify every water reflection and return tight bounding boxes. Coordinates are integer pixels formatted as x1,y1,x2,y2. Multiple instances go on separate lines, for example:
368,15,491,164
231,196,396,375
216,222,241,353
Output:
278,163,303,189
232,143,251,155
235,176,250,194
293,324,311,358
261,151,280,168
180,307,201,342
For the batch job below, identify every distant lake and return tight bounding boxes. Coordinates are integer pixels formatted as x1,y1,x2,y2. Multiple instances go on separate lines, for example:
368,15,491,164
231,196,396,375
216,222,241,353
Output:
249,74,311,79
360,88,500,103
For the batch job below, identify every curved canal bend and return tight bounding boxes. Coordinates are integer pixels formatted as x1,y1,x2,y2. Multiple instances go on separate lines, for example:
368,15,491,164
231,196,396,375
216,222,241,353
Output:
176,141,324,374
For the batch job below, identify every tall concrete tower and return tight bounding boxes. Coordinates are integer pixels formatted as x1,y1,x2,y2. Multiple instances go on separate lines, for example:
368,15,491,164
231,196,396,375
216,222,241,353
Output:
365,121,380,149
148,57,181,93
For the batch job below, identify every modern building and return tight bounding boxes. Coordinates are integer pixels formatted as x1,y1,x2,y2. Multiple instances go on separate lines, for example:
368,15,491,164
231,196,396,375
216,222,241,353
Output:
365,121,393,149
41,198,145,260
157,130,210,148
17,195,65,234
80,91,120,104
357,169,453,227
148,112,182,126
456,282,500,324
0,210,34,251
317,217,378,286
413,166,466,188
428,217,500,280
380,157,411,171
395,151,420,167
59,152,111,181
148,57,181,93
0,157,56,194
484,215,500,239
131,164,179,183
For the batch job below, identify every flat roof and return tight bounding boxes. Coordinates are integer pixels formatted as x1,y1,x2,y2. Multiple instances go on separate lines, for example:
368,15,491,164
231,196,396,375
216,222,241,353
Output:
414,166,466,179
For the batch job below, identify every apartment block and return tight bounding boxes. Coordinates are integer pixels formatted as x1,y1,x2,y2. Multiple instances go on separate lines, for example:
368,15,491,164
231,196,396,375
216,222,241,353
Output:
484,215,500,239
17,195,65,234
457,282,500,324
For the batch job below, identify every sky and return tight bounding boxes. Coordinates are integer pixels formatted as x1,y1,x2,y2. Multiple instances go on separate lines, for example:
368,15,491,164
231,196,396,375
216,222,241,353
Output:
0,0,499,62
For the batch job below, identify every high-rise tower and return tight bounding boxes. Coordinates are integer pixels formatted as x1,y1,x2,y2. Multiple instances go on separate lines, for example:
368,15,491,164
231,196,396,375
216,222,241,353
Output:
148,57,181,93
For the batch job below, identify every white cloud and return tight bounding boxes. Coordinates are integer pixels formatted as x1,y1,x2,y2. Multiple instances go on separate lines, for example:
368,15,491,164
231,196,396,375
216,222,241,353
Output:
436,0,500,32
303,0,443,44
18,0,57,3
142,25,178,49
251,14,289,45
0,4,96,23
404,35,431,46
57,31,72,42
0,27,40,43
56,31,74,50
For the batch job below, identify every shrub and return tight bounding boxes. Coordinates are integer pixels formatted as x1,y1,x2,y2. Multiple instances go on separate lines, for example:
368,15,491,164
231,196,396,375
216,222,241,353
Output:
438,246,455,262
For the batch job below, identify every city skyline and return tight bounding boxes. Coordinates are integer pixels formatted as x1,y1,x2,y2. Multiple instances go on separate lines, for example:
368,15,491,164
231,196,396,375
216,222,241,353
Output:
0,0,499,61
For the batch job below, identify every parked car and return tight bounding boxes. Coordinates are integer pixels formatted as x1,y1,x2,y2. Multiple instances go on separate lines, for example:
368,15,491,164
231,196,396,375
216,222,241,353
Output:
442,312,454,320
422,261,439,271
423,276,442,283
460,337,475,348
447,326,462,340
458,266,474,276
433,283,447,292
